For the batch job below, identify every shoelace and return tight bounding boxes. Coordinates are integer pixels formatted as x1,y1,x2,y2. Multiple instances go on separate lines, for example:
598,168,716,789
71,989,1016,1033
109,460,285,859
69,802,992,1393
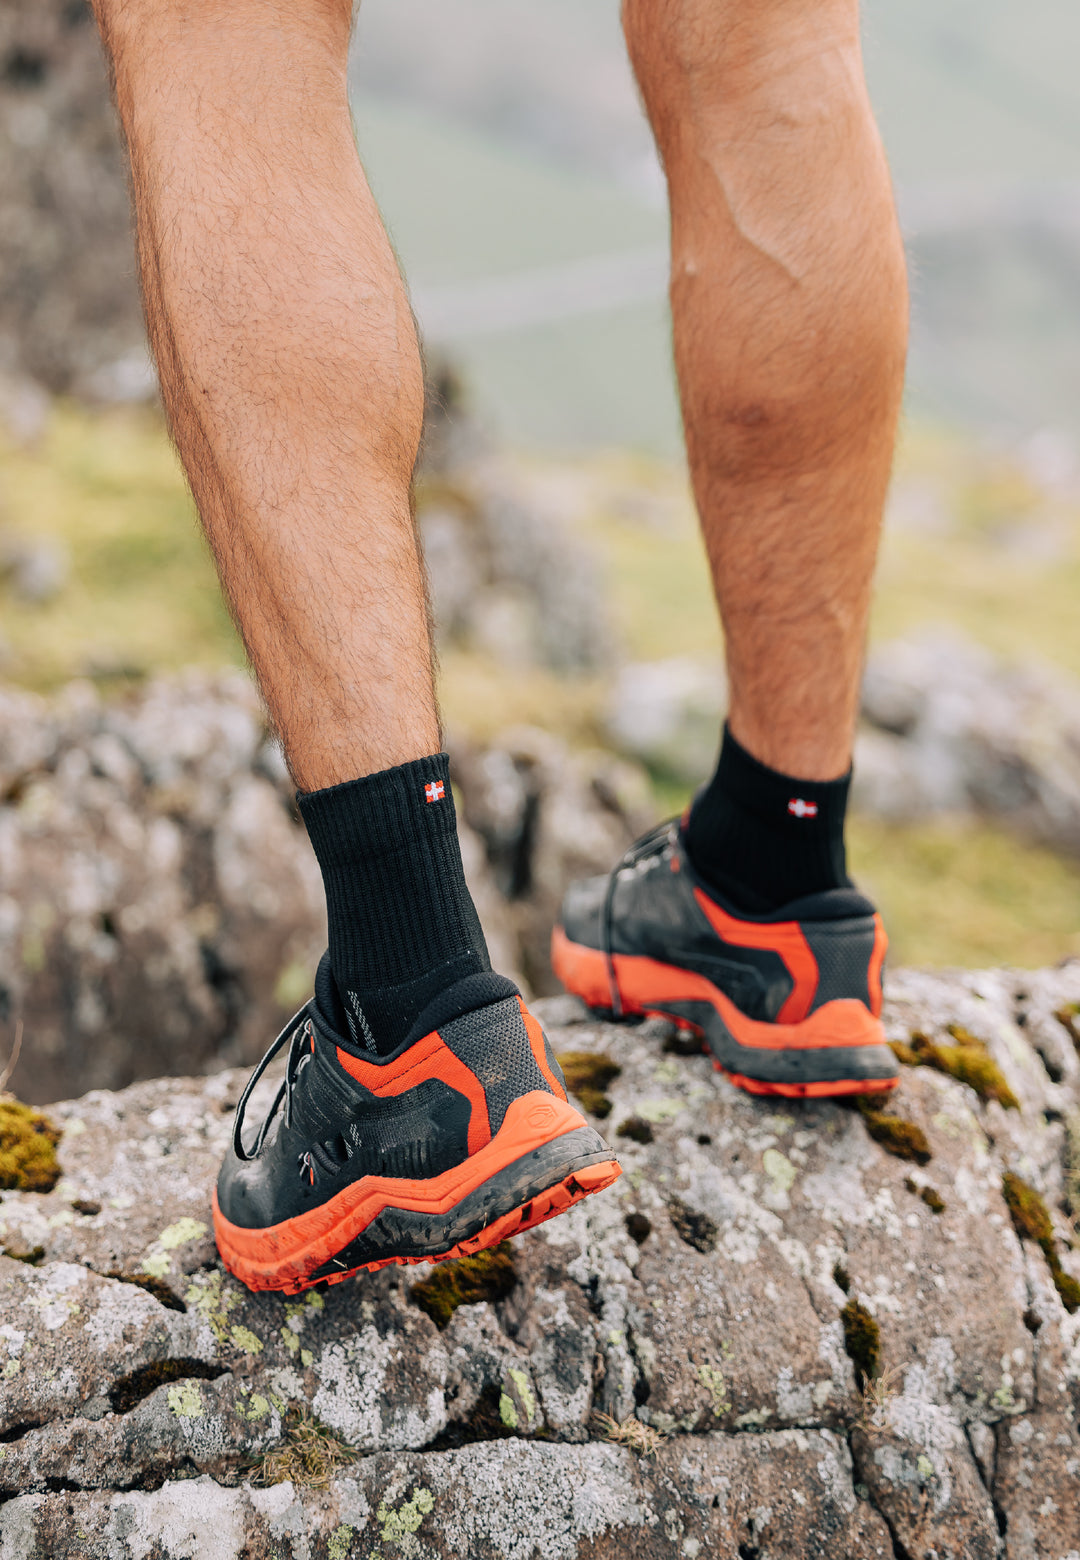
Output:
231,1005,316,1163
601,817,679,1018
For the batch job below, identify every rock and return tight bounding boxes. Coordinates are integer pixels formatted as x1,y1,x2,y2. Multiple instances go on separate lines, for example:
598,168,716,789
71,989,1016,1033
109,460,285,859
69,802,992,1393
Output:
0,675,653,1100
416,462,613,676
448,724,656,994
0,0,145,396
855,630,1080,855
604,657,726,784
0,961,1077,1553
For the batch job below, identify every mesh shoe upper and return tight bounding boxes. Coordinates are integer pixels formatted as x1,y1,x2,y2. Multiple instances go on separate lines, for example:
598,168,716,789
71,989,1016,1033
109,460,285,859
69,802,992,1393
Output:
216,965,567,1232
557,823,883,1023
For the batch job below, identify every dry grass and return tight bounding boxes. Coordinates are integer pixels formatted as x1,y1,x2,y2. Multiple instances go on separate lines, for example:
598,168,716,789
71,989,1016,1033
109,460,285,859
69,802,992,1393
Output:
591,1411,664,1457
248,1407,356,1489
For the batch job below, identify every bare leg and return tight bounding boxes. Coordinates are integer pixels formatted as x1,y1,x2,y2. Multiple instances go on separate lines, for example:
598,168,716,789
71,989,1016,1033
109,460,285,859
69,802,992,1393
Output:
624,0,908,779
92,0,436,791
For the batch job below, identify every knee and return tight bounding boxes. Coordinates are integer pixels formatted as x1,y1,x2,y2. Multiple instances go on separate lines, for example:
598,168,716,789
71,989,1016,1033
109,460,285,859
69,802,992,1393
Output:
623,0,862,137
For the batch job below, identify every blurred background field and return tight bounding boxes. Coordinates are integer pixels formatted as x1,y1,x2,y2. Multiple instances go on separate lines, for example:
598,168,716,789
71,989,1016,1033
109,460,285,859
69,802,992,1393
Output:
2,0,1080,983
3,399,1079,973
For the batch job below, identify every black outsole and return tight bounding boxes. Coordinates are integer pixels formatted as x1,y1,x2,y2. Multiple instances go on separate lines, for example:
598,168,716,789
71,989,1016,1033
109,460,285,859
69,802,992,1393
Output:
307,1126,615,1280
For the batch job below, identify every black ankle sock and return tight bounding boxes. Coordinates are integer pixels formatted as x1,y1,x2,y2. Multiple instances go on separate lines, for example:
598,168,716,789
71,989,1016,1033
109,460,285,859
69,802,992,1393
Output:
298,753,490,1055
683,725,852,915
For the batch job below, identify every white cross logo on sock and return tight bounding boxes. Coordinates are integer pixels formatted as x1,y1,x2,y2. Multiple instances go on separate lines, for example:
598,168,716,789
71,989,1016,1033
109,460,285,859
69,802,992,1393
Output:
424,780,445,803
788,797,818,819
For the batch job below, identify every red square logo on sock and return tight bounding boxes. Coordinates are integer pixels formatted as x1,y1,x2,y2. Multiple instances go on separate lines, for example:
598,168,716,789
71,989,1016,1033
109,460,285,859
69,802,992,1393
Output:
787,797,818,819
424,780,446,803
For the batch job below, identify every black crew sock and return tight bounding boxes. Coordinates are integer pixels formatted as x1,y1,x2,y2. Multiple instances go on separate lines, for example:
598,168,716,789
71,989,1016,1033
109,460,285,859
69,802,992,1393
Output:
683,725,852,915
298,753,491,1055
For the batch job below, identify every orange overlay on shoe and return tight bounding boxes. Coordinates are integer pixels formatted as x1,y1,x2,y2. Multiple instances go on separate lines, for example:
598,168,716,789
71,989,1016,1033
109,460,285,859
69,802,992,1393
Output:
214,1090,614,1293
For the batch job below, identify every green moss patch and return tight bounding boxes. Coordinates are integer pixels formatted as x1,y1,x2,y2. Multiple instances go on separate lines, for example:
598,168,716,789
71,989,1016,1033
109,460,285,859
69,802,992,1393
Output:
904,1177,946,1214
856,1097,932,1165
890,1028,1019,1111
1,1244,44,1265
668,1196,718,1254
1002,1172,1080,1315
410,1243,517,1329
555,1051,621,1118
833,1262,851,1294
616,1116,654,1145
0,1098,62,1192
1055,1003,1080,1053
840,1297,882,1391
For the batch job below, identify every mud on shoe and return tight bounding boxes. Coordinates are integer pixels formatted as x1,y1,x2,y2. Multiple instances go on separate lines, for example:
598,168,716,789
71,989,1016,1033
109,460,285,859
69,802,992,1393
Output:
552,822,897,1100
213,966,621,1294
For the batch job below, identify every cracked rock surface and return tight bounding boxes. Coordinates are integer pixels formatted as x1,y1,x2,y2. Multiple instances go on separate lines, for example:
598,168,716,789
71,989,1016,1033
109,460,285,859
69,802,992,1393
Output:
1,964,1079,1557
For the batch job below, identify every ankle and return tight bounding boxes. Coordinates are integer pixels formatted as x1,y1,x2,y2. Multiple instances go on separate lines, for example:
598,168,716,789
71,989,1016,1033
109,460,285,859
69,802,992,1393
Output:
684,725,851,915
299,753,492,1054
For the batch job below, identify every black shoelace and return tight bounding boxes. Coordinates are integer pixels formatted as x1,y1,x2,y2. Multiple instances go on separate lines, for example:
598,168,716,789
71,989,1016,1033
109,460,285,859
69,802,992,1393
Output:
231,1005,316,1163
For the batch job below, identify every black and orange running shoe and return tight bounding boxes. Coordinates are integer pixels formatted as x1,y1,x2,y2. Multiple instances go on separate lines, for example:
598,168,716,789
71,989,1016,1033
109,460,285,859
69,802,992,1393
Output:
552,822,897,1100
213,963,621,1294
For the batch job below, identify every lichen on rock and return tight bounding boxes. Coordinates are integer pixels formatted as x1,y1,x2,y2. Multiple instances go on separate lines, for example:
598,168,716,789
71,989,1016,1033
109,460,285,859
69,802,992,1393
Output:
0,960,1078,1554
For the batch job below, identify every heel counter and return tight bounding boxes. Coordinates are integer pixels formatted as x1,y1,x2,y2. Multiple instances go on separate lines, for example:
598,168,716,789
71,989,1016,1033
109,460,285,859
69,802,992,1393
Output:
805,915,885,1015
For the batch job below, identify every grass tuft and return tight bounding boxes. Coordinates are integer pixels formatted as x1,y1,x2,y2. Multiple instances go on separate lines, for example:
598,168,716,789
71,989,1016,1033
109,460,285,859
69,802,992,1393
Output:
409,1243,517,1329
0,1096,62,1192
591,1411,663,1457
249,1406,356,1488
616,1115,654,1145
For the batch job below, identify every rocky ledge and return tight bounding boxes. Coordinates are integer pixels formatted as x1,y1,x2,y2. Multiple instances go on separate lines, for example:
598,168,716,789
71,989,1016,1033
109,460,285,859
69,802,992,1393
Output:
1,964,1079,1559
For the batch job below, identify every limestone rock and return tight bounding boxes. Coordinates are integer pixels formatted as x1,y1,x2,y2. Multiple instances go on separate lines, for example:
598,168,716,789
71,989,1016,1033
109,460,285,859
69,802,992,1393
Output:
0,962,1078,1554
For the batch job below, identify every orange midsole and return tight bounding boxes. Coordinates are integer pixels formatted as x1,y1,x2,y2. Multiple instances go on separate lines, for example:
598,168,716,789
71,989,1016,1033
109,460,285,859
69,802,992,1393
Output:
213,1090,591,1283
550,927,886,1053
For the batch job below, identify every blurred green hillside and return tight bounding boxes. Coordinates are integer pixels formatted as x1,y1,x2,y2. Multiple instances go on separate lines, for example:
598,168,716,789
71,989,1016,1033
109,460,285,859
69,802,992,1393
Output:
349,0,1080,450
2,404,1078,971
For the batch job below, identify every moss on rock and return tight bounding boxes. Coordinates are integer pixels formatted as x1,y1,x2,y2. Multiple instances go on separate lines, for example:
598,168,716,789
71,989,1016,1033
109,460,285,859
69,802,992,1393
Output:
410,1242,517,1329
840,1297,881,1390
890,1027,1019,1111
904,1177,946,1214
616,1116,654,1145
1055,1002,1080,1053
555,1051,621,1118
0,1096,62,1192
1002,1171,1080,1315
856,1097,932,1165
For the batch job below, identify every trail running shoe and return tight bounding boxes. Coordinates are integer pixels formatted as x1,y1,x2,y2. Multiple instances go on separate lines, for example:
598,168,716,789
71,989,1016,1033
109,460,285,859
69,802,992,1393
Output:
552,822,897,1100
213,964,621,1294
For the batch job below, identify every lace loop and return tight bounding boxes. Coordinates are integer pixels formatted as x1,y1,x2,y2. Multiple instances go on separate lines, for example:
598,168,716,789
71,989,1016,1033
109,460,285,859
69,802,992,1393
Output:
231,1005,313,1162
